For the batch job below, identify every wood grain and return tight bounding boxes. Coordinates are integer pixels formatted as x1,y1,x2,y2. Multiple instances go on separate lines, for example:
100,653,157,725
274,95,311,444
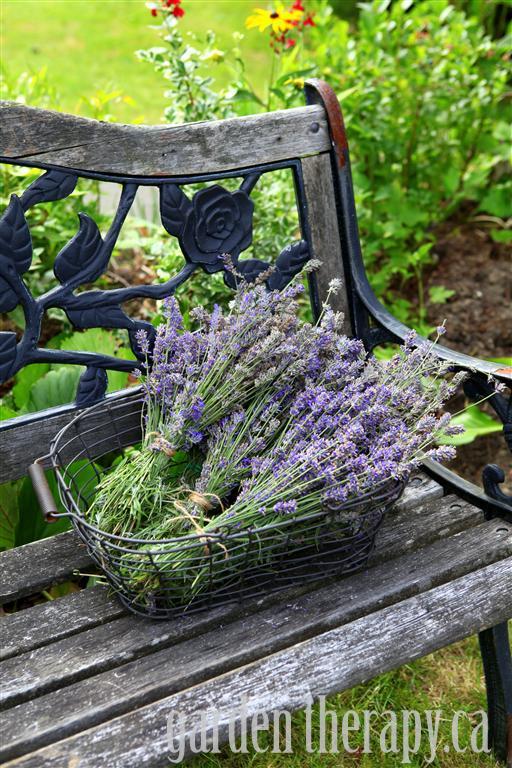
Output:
0,103,330,176
0,531,93,606
0,388,142,484
4,554,512,768
0,494,482,709
0,585,125,662
301,153,351,328
1,520,511,761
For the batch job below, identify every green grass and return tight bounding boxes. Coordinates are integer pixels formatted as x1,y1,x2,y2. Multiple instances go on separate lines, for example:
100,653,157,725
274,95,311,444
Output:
0,0,264,122
186,632,510,767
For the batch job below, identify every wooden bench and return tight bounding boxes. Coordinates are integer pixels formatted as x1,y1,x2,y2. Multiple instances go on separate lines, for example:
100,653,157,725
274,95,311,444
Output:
0,79,511,767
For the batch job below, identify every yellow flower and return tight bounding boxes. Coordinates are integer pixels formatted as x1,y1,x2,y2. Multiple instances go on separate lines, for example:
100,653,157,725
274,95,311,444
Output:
245,4,303,35
284,77,305,90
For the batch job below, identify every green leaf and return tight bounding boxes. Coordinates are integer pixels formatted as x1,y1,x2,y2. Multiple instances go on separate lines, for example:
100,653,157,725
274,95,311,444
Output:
59,327,124,356
0,481,20,551
15,474,69,547
0,404,17,421
479,184,511,218
488,356,512,366
107,369,130,393
490,229,512,244
440,407,502,446
12,363,51,410
27,366,83,411
428,285,455,304
14,459,100,547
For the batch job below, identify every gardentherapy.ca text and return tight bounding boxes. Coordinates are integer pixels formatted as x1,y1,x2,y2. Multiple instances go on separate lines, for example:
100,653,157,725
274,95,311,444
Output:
167,695,489,763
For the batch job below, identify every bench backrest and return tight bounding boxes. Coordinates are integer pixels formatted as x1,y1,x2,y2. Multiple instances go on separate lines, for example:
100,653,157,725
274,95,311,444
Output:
0,79,371,482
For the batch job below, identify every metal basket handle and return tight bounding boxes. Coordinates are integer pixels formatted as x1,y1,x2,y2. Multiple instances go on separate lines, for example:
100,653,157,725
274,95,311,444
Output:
28,459,59,523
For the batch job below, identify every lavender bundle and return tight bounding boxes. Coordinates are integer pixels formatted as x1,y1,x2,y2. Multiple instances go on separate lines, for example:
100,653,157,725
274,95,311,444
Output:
119,324,467,605
87,281,344,534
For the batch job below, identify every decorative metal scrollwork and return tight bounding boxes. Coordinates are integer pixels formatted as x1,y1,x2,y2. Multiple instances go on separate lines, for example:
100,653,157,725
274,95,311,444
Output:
464,375,512,510
0,168,310,407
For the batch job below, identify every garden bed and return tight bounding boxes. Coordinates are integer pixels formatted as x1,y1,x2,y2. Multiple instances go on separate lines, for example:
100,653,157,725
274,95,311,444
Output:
424,213,511,490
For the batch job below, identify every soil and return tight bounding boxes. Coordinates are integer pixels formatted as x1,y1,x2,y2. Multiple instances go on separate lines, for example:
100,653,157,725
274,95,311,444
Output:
420,213,511,492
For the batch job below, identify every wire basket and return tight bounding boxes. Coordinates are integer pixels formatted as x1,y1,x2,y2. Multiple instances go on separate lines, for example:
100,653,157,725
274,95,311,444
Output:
41,391,404,619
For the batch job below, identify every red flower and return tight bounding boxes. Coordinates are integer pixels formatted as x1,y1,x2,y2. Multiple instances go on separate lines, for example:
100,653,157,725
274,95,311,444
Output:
303,14,315,26
166,0,181,4
291,0,304,9
172,4,185,17
285,37,296,48
151,7,158,16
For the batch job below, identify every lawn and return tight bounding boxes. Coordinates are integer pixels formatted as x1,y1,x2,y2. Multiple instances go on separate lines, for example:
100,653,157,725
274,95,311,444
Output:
0,0,263,122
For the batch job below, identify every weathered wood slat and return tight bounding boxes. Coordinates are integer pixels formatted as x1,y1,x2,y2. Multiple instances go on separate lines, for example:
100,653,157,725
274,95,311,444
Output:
301,153,350,327
0,509,498,715
1,520,511,762
394,472,443,510
0,471,443,605
0,474,443,662
0,531,93,606
0,388,141,484
0,586,125,661
372,494,481,560
5,555,512,768
0,102,330,176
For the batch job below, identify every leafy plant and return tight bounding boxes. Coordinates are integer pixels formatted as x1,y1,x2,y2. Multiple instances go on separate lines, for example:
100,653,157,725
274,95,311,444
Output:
439,405,503,447
307,0,510,315
137,0,510,329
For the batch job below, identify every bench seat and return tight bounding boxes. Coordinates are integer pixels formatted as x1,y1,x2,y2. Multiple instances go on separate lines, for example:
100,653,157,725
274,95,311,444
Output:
1,472,511,767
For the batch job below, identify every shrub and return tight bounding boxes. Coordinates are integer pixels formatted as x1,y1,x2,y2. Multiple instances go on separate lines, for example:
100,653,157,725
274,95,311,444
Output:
139,0,510,329
308,0,510,322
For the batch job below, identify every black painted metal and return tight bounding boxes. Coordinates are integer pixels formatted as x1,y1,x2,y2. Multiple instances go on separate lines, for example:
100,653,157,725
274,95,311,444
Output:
0,163,311,406
479,623,512,764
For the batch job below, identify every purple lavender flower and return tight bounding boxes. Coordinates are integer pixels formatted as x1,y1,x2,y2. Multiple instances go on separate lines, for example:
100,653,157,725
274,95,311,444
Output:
273,499,298,515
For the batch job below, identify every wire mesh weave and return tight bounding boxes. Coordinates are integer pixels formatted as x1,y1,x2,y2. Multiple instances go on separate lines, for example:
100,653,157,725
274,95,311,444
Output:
50,391,404,619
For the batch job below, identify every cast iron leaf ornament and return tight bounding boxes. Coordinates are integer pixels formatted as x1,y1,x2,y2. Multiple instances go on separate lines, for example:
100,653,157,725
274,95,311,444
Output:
54,214,104,286
0,332,17,382
20,169,78,211
76,367,109,408
223,240,310,291
0,168,311,407
0,195,32,313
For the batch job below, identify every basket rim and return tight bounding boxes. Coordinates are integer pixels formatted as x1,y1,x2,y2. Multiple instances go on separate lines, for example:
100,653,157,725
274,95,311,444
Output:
56,473,404,550
49,387,144,458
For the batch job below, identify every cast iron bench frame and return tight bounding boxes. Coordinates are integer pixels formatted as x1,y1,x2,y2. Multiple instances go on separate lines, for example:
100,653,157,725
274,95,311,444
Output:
0,80,511,767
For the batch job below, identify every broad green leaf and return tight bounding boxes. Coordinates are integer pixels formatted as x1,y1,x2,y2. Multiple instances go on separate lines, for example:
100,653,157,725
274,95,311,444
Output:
440,406,502,446
12,363,51,410
490,229,512,244
0,404,18,421
428,285,455,304
14,459,100,547
27,366,83,411
479,184,511,219
0,481,20,550
489,357,512,366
